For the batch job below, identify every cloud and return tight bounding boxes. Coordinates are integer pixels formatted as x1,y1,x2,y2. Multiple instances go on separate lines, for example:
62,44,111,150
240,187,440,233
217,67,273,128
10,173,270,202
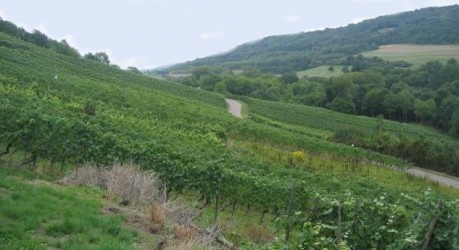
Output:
0,9,6,19
285,15,301,22
200,31,227,40
427,0,459,6
60,34,78,47
119,57,139,69
350,0,384,2
350,16,371,24
36,23,49,34
15,21,49,34
304,23,341,32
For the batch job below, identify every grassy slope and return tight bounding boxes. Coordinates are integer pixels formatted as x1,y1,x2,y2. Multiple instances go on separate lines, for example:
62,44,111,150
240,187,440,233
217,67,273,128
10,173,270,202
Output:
0,162,141,249
2,31,459,248
361,44,459,67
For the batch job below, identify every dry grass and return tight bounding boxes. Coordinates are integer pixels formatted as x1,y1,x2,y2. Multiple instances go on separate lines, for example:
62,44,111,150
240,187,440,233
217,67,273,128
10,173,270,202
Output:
149,201,167,225
165,201,198,225
173,224,200,241
105,164,160,206
246,222,274,244
61,164,161,206
61,164,224,250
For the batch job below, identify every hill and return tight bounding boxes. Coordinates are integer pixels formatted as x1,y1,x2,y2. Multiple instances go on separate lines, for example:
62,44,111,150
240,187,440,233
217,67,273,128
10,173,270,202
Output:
158,5,459,74
1,20,459,248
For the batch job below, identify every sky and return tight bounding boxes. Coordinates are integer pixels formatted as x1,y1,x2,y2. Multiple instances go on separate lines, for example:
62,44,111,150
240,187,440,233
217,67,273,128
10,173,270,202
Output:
1,0,458,69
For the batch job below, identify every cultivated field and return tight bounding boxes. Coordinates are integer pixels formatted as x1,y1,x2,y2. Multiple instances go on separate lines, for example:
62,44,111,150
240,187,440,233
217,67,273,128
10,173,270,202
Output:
362,44,459,67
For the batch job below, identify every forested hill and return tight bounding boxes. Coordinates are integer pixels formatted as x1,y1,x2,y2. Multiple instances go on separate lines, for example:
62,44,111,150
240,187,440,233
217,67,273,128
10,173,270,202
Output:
161,5,459,73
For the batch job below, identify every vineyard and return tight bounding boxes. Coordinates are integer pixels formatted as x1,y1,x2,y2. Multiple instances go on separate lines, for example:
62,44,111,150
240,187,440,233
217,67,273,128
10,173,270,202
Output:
1,31,459,249
238,96,459,175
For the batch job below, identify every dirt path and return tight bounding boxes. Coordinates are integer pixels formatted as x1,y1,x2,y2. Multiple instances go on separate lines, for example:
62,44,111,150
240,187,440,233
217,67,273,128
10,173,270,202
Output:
402,167,459,189
225,99,242,118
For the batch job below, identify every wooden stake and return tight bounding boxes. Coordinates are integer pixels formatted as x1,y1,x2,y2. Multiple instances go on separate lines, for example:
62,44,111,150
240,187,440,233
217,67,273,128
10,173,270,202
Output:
421,200,443,250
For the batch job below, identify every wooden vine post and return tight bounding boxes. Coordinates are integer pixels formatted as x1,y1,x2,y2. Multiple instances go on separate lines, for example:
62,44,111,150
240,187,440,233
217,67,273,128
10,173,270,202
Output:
336,204,342,246
285,178,296,244
421,200,443,250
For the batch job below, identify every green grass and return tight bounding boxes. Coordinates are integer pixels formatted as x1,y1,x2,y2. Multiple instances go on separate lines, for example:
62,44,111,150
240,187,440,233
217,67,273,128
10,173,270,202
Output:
0,164,139,249
296,65,345,78
361,44,459,67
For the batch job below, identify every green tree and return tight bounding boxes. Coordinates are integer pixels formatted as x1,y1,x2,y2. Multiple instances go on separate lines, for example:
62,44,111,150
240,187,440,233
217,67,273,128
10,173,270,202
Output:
213,81,227,94
30,30,50,48
126,66,142,75
84,52,110,64
362,89,390,117
414,98,436,124
280,72,299,84
326,97,356,114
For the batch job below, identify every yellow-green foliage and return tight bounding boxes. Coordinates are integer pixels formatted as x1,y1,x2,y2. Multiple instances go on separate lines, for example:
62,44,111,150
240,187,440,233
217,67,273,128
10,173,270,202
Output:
291,150,306,166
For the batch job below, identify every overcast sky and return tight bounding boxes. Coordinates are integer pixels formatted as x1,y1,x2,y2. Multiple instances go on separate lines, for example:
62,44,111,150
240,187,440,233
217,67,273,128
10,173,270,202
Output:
1,0,458,69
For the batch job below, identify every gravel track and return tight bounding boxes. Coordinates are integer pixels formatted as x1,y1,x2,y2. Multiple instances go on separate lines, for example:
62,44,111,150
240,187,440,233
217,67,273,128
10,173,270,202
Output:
225,99,242,118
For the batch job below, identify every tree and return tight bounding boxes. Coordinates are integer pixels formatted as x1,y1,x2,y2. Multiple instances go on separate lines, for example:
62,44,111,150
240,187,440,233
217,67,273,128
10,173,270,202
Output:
280,72,299,84
241,67,261,77
399,90,414,122
213,81,227,94
52,39,80,57
126,66,142,75
414,98,436,124
84,52,110,64
326,75,354,101
420,61,444,89
449,110,459,137
326,97,356,114
94,52,110,64
362,88,390,116
30,29,50,48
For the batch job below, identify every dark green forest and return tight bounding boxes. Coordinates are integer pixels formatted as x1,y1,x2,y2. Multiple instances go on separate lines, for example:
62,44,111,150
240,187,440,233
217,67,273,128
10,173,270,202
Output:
160,5,459,73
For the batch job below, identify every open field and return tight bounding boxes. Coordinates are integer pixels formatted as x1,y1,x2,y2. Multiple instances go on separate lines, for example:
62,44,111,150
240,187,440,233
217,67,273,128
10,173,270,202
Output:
297,65,345,78
361,44,459,67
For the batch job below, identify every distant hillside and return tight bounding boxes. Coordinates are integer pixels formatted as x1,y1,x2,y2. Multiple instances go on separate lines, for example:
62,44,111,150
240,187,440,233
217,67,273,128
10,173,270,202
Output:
160,5,459,73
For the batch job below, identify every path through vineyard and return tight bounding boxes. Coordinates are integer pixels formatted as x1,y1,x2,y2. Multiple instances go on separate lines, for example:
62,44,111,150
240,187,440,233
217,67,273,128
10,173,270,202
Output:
402,167,459,189
224,98,459,189
225,99,242,118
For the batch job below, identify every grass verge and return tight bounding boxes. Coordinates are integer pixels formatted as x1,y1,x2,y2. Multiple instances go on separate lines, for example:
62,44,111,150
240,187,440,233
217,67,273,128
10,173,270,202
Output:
0,164,140,249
